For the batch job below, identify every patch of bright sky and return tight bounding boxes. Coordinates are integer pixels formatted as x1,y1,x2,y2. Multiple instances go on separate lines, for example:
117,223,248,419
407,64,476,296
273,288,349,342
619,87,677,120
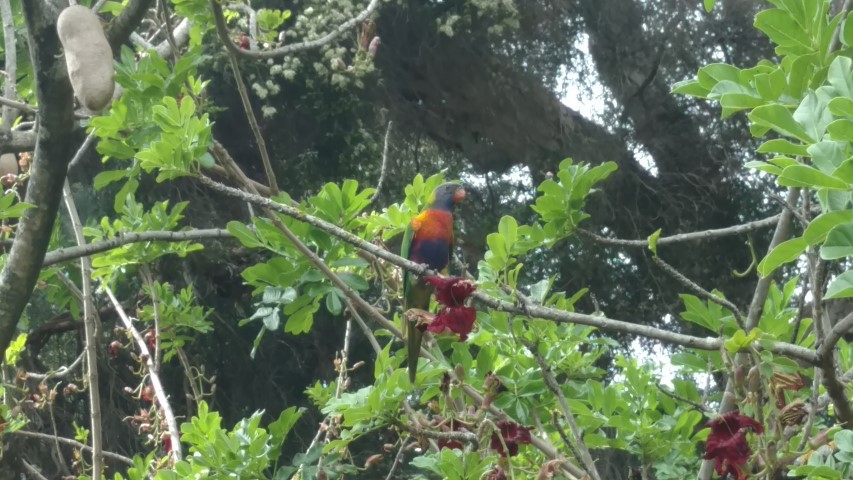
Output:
460,30,709,386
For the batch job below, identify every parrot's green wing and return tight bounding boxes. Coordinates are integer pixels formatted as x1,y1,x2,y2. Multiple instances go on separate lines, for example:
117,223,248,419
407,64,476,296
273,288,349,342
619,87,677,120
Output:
401,223,413,308
400,223,424,384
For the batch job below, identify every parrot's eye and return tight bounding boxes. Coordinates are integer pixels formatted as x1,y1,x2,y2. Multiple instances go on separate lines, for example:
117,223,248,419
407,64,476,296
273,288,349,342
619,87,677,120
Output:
453,188,466,204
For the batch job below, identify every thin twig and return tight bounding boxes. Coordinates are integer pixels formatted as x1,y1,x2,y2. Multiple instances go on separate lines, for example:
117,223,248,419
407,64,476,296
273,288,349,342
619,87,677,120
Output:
796,368,822,452
0,0,17,131
140,267,162,373
25,351,85,380
19,457,49,480
61,176,103,479
652,255,744,327
211,3,278,196
104,286,183,460
10,430,134,465
210,0,381,60
42,228,231,267
347,300,383,355
383,437,410,480
371,121,393,204
528,344,601,480
656,384,711,413
576,214,781,248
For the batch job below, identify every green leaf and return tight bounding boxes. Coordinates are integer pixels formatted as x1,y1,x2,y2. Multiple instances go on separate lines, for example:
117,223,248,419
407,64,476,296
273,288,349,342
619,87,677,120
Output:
824,271,853,299
226,221,264,248
828,97,853,118
93,169,129,190
757,236,807,277
671,79,710,98
724,328,759,353
827,119,853,142
748,104,814,143
4,333,27,365
647,229,661,256
703,0,715,12
778,165,850,189
820,224,853,259
835,430,853,452
844,14,853,47
803,210,853,245
269,406,305,450
756,138,809,156
325,289,343,315
754,8,813,55
809,141,846,173
827,56,853,98
698,63,742,90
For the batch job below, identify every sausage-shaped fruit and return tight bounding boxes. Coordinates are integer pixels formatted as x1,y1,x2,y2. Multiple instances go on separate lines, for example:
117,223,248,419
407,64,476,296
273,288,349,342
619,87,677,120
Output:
56,5,115,112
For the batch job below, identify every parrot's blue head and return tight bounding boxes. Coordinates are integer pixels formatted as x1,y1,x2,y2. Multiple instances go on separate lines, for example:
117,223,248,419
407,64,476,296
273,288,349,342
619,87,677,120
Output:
428,183,466,211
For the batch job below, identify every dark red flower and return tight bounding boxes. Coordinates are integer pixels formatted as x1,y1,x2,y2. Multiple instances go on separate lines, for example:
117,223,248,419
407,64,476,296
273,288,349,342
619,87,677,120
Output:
424,276,476,307
141,384,155,403
239,34,250,50
490,420,532,457
703,411,764,480
108,340,122,359
427,306,476,341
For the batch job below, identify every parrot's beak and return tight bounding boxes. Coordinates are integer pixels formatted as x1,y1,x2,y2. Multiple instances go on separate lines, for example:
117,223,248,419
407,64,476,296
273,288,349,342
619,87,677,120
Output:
453,188,467,204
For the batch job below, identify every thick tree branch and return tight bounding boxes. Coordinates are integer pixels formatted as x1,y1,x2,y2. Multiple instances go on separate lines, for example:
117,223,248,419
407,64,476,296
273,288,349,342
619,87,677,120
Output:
0,128,36,154
0,0,76,357
105,0,155,51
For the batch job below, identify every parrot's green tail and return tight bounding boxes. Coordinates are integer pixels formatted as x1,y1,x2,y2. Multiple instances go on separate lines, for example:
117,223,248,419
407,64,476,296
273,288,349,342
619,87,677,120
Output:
407,320,422,384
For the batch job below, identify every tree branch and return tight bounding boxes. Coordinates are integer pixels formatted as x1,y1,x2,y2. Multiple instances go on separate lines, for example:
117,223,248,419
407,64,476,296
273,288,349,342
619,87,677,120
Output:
211,8,279,196
210,0,381,59
197,175,818,365
62,177,103,479
0,0,76,357
0,0,17,131
10,430,133,466
42,228,231,267
699,188,800,480
652,255,744,327
104,0,155,51
576,213,781,248
104,286,183,461
370,120,393,204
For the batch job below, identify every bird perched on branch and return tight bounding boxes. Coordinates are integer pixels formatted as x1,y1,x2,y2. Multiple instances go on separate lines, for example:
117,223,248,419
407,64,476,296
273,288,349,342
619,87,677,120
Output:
401,183,466,383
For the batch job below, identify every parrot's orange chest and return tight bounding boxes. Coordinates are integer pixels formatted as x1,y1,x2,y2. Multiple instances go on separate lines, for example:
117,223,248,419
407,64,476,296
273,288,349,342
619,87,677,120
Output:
411,209,454,242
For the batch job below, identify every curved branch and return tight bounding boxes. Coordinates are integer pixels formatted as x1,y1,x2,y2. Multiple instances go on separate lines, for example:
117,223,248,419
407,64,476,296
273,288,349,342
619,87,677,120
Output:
42,228,231,267
0,0,76,356
210,0,381,59
10,430,133,466
196,175,819,366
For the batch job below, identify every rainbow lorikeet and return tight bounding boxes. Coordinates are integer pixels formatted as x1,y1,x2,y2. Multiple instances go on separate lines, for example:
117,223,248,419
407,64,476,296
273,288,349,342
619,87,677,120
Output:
401,183,466,383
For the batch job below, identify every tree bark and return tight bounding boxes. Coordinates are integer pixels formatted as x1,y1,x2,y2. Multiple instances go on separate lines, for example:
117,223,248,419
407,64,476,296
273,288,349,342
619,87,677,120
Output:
0,0,75,355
